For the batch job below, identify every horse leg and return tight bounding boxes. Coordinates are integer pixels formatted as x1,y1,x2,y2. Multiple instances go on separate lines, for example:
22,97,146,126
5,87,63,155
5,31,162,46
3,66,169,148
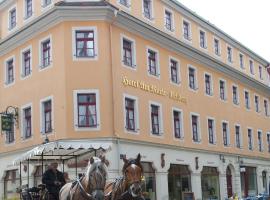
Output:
59,183,72,200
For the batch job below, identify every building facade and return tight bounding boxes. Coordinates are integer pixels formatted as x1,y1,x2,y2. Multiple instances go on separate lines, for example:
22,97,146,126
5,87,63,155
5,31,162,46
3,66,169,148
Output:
0,0,270,200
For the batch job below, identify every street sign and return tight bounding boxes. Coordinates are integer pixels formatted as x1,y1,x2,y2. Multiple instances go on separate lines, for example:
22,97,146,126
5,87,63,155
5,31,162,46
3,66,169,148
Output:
1,115,13,132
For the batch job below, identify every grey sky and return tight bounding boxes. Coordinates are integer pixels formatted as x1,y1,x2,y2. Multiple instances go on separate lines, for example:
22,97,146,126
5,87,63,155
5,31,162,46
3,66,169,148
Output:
178,0,270,62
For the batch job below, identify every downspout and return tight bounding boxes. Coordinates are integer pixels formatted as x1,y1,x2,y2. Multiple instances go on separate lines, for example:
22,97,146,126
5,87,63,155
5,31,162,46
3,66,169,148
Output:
109,8,121,175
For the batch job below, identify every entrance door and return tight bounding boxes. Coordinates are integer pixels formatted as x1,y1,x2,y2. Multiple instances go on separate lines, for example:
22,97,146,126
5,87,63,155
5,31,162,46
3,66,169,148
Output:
226,167,233,198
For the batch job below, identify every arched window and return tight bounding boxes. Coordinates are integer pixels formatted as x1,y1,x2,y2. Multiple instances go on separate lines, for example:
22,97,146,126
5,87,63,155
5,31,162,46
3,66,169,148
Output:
4,170,20,199
262,171,267,193
141,162,156,200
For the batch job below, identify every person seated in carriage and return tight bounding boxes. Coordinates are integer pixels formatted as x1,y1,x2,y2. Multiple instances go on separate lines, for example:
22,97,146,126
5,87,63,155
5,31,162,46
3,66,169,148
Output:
42,162,66,200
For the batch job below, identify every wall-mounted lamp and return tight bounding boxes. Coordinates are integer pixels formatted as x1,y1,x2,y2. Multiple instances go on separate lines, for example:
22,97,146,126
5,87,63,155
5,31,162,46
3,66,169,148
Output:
219,154,225,163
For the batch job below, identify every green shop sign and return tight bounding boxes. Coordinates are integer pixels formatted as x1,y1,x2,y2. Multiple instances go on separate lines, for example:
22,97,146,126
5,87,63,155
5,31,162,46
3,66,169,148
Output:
1,115,13,132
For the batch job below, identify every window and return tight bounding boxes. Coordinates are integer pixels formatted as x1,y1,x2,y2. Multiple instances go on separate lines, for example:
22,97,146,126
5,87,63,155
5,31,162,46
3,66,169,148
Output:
222,122,229,146
204,73,212,96
5,123,15,144
164,9,173,31
239,53,244,69
21,48,32,78
22,106,32,139
5,58,15,85
74,30,96,58
124,96,139,132
219,80,226,100
191,114,200,142
244,91,250,109
232,85,239,105
150,103,162,136
147,48,159,77
119,0,130,7
72,27,98,61
249,60,254,75
258,131,263,152
199,30,207,49
264,99,269,116
9,7,16,30
39,36,52,68
143,0,152,20
41,98,53,134
170,59,180,84
235,125,241,148
214,38,220,56
259,66,263,80
208,119,215,144
122,39,133,67
173,109,183,139
227,46,233,63
42,0,51,7
267,134,270,153
188,66,197,90
254,95,260,113
183,20,191,41
248,129,253,150
24,0,33,19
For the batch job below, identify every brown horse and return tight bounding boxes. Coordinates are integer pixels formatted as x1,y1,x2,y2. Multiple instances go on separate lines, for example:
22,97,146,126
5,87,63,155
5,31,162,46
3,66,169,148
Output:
59,155,109,200
104,154,145,200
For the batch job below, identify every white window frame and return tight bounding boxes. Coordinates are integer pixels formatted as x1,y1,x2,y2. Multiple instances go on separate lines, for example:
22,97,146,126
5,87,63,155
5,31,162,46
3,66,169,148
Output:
234,124,243,149
20,45,32,80
219,78,227,101
204,72,213,97
263,98,269,117
142,0,154,22
4,55,16,87
40,96,54,135
146,46,160,79
249,59,255,75
72,26,98,61
199,28,207,50
149,101,163,137
257,129,263,152
190,112,201,143
244,89,251,110
21,103,33,140
169,56,181,86
221,120,230,147
182,18,192,43
117,0,131,10
172,107,184,140
267,132,270,153
41,0,53,12
254,94,260,113
213,36,221,57
73,89,101,132
123,94,140,134
164,7,175,33
7,4,17,31
120,34,137,69
239,53,245,69
23,0,34,22
259,65,263,80
247,127,254,151
188,65,198,92
232,84,239,106
39,34,53,70
226,44,233,64
207,117,216,145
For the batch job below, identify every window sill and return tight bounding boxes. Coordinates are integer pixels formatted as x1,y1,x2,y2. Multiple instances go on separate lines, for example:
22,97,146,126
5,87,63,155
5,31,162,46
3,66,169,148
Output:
73,55,98,61
74,125,100,132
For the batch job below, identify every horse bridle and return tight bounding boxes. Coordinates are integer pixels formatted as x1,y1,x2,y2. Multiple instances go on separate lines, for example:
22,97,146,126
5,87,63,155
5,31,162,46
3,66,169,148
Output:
124,161,143,186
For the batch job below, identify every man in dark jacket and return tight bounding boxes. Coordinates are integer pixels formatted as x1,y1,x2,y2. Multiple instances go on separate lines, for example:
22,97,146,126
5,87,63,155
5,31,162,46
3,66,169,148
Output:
42,162,66,200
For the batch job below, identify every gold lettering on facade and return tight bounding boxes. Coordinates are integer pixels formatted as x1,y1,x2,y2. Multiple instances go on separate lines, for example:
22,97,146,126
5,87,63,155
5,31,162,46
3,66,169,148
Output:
122,77,187,103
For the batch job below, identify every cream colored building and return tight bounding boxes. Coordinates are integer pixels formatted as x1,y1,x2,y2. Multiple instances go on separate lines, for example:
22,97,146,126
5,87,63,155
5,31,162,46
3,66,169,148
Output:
0,0,270,200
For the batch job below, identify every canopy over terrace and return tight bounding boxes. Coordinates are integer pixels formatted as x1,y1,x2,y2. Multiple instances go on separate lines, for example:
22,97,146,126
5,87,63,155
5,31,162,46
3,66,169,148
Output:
12,139,112,188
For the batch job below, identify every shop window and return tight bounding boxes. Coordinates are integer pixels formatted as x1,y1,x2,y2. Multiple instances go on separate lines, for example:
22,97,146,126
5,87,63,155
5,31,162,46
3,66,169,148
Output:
262,171,267,193
141,162,156,200
168,164,191,200
4,170,20,199
240,166,257,197
201,167,220,200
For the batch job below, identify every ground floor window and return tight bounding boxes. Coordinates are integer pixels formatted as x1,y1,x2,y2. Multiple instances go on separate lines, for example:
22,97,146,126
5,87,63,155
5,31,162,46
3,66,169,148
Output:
168,164,191,200
4,170,20,199
262,171,267,193
141,162,156,200
240,166,257,197
201,167,220,200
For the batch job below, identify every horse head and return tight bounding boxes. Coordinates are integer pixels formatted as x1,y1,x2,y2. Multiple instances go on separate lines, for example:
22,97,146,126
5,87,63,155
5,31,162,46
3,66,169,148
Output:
87,155,109,200
122,153,144,198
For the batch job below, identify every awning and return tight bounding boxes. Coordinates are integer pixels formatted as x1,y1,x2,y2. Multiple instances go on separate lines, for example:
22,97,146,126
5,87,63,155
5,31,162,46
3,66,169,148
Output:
13,139,112,165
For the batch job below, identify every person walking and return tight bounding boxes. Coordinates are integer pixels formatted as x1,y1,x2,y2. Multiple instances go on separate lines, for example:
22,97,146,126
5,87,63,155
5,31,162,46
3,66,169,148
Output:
42,162,66,200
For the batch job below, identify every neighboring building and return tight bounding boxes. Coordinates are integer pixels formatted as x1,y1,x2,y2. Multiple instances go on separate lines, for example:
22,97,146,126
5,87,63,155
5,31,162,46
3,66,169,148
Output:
0,0,270,199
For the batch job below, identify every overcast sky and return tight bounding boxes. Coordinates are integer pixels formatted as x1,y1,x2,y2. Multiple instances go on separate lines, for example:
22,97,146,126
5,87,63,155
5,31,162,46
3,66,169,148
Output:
177,0,270,62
